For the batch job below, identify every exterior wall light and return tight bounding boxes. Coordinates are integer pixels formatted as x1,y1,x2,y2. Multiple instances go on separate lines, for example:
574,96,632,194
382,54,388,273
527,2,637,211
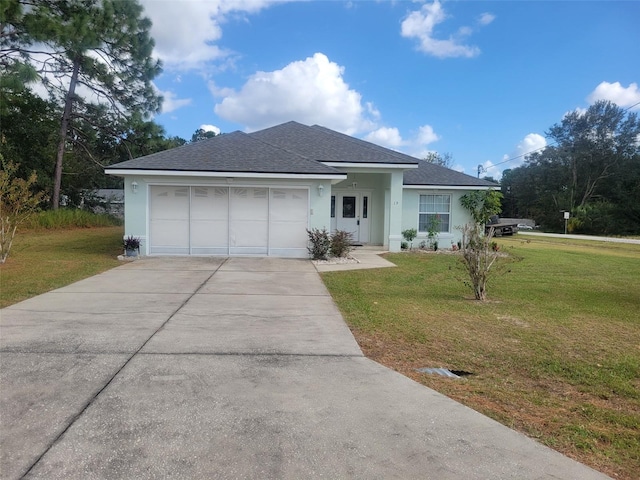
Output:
131,181,138,193
317,184,325,197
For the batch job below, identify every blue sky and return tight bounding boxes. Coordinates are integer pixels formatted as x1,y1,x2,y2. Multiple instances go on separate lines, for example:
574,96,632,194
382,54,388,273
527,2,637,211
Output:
143,0,640,179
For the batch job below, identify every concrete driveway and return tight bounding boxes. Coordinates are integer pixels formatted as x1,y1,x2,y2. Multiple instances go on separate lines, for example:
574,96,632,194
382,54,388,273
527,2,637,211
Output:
1,257,609,479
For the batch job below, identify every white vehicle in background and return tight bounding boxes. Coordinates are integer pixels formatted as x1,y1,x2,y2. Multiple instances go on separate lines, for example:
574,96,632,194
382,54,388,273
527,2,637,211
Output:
517,223,534,230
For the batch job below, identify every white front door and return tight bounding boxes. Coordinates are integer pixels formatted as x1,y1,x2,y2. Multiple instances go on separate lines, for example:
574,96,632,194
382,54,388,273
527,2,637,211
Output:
335,192,370,244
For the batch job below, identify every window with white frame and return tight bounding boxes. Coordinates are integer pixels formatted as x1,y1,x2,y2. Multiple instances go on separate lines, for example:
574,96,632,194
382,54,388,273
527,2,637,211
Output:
419,194,450,233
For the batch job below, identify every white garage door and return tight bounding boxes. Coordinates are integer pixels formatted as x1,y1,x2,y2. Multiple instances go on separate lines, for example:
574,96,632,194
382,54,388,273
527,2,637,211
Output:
149,186,308,257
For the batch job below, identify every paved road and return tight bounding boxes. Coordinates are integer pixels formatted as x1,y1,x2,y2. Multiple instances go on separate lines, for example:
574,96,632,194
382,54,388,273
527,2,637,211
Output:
518,231,640,244
0,257,610,479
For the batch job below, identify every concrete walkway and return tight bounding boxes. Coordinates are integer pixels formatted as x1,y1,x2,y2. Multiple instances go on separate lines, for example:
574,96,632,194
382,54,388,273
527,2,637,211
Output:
0,257,609,479
313,246,396,272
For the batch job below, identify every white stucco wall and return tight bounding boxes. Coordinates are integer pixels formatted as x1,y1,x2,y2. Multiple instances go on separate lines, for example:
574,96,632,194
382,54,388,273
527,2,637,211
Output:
401,189,476,249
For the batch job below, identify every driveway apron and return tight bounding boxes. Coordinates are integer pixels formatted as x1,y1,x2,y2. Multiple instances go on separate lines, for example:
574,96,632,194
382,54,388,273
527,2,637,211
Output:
1,257,609,479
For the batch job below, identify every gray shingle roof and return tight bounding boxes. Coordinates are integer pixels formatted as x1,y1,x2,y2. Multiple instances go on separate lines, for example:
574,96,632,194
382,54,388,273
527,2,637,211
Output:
106,131,342,175
106,121,498,188
250,122,418,165
404,160,499,187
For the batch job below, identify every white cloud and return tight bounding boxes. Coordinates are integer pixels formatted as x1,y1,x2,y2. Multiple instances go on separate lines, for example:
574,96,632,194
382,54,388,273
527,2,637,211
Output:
139,0,282,70
364,124,440,156
587,81,640,110
478,13,495,26
207,80,236,99
159,89,192,113
200,124,221,135
417,124,440,145
365,127,404,148
502,133,547,171
568,107,588,118
481,160,501,179
401,1,492,58
214,53,376,134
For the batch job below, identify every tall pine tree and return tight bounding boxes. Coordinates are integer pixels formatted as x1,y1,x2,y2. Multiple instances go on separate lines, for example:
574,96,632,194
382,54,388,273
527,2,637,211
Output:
2,0,162,208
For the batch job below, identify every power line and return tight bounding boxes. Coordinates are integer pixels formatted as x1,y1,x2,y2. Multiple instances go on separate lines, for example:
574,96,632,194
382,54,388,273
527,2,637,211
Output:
478,101,640,177
477,144,551,177
624,101,640,111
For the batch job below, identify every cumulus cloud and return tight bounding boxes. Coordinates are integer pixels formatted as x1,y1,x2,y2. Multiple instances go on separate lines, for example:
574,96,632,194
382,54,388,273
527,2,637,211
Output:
500,133,547,171
400,0,492,58
200,124,221,135
587,81,640,110
417,125,440,145
214,53,376,134
365,127,404,148
139,0,281,70
479,133,547,180
158,89,192,113
364,124,440,156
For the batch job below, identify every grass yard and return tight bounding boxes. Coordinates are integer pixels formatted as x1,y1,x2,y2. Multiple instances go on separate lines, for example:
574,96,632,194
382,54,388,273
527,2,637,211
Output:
0,226,123,308
322,236,640,480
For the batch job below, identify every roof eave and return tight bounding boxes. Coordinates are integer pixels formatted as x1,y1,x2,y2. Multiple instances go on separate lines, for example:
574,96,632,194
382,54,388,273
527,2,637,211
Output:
322,162,418,169
403,184,497,190
105,168,347,180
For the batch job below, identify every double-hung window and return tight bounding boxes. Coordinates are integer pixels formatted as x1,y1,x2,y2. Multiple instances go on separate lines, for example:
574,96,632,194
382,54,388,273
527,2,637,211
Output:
419,194,450,233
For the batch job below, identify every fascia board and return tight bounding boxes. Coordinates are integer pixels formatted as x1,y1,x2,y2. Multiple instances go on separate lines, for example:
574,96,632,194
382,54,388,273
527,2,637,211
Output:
403,185,496,190
105,169,347,180
322,162,418,169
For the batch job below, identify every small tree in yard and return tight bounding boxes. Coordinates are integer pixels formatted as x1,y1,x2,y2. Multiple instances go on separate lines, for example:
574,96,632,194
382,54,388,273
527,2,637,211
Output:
1,156,46,263
459,189,504,301
460,223,500,301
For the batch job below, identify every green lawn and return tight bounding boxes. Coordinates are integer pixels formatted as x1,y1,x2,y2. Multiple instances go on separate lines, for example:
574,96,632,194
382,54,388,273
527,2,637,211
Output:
0,226,123,308
322,236,640,480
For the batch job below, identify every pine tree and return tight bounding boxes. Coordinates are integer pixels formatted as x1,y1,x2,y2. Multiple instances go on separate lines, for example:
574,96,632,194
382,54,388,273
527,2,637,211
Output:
2,0,162,208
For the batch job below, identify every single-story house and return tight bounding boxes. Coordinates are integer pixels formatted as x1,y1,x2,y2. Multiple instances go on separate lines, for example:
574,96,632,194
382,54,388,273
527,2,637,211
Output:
106,121,497,257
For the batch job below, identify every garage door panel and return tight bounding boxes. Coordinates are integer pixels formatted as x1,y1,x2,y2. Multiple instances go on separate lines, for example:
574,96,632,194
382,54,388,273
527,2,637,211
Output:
191,187,228,254
229,188,268,255
149,186,189,254
269,189,308,256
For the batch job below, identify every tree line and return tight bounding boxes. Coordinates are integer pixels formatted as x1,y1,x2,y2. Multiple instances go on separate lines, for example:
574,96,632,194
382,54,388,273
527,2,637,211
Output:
1,0,215,209
499,101,640,235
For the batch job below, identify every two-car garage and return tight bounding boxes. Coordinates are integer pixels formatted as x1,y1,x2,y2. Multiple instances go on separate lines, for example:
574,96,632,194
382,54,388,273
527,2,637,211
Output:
148,185,309,257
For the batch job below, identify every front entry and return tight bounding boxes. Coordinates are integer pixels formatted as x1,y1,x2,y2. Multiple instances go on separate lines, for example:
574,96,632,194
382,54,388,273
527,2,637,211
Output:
332,192,371,244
